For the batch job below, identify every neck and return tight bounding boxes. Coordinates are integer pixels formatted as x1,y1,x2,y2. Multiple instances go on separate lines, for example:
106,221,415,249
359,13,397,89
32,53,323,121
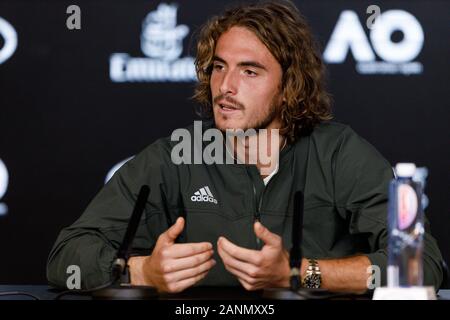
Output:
228,128,285,177
257,132,285,178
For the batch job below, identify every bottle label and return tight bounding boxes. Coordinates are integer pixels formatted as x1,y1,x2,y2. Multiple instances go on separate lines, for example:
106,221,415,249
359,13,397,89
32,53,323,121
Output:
397,184,418,230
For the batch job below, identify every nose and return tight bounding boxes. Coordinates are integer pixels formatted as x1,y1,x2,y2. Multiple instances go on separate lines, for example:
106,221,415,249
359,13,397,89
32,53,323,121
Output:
219,69,238,96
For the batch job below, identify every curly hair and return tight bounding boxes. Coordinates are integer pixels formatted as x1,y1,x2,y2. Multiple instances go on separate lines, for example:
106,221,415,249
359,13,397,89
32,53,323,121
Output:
193,0,332,142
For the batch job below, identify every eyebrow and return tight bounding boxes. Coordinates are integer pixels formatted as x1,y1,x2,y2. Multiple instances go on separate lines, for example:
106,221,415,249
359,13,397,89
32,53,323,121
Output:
213,55,267,71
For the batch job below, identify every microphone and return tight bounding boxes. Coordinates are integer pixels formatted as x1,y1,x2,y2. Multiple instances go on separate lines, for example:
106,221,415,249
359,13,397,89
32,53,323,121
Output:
111,184,150,282
92,185,158,299
289,191,304,291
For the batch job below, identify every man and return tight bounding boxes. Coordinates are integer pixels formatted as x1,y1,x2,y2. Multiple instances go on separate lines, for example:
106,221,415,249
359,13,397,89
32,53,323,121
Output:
47,1,443,293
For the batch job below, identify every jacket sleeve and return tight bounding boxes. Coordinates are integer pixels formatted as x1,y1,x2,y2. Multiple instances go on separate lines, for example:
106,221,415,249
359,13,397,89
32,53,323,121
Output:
46,139,180,289
333,126,443,289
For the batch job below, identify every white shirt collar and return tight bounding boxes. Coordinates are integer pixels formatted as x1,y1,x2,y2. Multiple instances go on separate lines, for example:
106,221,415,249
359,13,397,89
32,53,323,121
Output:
262,162,279,186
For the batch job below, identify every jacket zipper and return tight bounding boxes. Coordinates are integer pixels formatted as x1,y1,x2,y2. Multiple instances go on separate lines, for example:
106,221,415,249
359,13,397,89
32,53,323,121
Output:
247,170,259,220
247,168,277,247
245,168,260,246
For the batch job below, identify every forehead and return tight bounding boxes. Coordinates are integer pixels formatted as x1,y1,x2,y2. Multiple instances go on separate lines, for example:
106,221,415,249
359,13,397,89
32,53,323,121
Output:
214,26,280,68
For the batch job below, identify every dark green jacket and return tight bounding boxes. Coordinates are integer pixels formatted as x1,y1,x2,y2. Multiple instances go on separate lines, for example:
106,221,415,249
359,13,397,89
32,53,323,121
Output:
47,121,444,289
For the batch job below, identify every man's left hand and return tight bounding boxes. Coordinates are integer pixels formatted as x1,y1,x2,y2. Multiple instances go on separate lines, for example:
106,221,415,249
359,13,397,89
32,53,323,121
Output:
217,221,290,291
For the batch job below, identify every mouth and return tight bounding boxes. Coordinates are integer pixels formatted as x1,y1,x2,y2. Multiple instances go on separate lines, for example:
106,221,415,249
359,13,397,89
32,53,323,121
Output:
217,102,241,113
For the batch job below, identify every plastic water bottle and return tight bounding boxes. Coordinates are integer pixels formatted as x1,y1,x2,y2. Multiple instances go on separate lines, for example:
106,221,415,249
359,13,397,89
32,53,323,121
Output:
387,163,424,287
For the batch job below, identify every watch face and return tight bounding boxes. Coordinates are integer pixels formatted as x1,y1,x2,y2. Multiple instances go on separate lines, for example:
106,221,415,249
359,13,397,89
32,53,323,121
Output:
303,274,321,288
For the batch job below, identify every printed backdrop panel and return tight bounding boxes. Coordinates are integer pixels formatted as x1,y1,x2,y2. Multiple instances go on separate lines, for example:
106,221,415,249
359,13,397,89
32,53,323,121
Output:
0,0,448,284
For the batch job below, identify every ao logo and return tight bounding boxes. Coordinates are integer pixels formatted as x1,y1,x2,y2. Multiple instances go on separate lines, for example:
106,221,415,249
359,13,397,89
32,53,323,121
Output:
105,156,134,184
323,10,424,75
0,158,9,216
0,17,17,65
110,3,196,82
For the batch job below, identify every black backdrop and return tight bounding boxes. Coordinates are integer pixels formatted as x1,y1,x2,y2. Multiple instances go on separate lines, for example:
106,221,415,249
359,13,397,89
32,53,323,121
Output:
0,0,448,284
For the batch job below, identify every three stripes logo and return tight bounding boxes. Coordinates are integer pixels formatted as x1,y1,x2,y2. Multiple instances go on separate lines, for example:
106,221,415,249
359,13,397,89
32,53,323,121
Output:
190,186,218,204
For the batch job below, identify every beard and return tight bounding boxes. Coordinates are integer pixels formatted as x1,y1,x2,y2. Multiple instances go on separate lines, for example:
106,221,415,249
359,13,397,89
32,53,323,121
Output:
250,97,281,131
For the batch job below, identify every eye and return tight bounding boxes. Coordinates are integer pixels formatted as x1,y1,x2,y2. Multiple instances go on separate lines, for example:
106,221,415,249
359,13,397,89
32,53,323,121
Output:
244,69,257,76
212,63,224,72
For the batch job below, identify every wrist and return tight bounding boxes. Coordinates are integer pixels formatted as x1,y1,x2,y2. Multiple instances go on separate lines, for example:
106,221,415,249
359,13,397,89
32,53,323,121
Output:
300,258,308,281
278,250,291,287
128,256,153,286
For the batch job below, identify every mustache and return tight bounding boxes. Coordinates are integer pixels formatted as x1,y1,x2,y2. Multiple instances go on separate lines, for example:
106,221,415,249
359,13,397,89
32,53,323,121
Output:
213,95,245,110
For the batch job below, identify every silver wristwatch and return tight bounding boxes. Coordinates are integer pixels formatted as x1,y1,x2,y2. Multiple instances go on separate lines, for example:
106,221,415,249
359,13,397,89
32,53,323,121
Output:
302,259,322,288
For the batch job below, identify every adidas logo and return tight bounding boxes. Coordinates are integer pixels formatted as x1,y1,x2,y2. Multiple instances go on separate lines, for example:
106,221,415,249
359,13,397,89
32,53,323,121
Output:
190,186,218,204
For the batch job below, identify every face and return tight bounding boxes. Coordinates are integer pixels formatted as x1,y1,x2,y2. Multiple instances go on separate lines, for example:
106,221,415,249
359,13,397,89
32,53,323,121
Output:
210,26,284,132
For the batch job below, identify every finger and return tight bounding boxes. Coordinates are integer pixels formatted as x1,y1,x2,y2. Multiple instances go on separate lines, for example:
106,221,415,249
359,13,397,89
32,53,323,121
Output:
217,237,261,265
167,270,210,293
166,259,216,283
163,217,185,243
163,249,214,272
218,243,259,278
237,277,263,291
223,263,260,286
254,222,281,246
164,242,213,259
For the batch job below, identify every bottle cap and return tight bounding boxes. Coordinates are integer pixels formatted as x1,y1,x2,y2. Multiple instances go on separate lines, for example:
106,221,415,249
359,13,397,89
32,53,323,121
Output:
395,163,416,177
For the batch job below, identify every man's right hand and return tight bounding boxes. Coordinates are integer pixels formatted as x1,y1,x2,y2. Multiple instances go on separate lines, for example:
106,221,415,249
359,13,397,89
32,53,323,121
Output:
128,217,216,293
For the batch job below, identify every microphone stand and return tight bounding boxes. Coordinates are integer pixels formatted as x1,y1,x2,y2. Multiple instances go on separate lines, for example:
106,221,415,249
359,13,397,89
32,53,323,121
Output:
289,191,304,291
91,185,158,300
